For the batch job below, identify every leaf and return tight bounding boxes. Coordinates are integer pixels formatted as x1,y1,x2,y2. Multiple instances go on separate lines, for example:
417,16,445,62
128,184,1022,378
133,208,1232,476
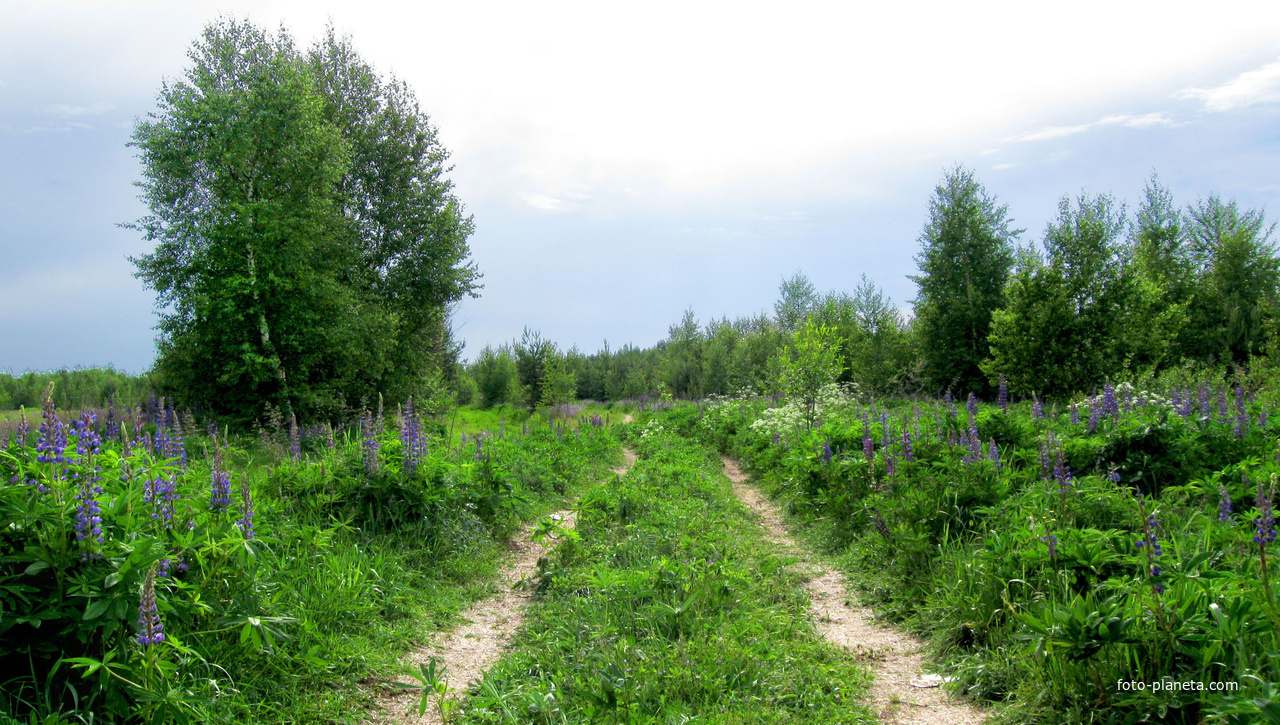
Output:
82,599,112,621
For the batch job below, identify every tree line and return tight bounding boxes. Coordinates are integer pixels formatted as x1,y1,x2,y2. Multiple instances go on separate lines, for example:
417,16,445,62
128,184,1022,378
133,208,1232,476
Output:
466,167,1277,406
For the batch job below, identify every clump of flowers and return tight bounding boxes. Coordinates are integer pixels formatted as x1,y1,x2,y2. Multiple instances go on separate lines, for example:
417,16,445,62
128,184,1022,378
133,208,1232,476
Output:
237,474,255,540
135,565,165,648
1218,483,1233,523
1041,531,1059,560
143,475,178,527
210,437,232,513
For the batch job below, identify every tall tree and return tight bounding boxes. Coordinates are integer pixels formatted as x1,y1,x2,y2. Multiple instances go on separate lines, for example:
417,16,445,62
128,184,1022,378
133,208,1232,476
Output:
911,166,1019,396
774,272,817,333
1183,196,1279,363
986,193,1134,398
129,18,478,422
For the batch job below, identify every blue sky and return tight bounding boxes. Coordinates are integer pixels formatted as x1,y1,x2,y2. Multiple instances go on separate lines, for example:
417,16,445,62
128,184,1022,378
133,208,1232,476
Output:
3,0,1280,372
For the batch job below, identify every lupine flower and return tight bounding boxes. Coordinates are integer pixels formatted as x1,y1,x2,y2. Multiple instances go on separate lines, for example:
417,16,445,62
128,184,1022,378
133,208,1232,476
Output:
988,440,1000,469
143,476,178,526
772,432,780,446
237,475,255,540
135,566,165,648
476,437,485,461
289,413,301,462
1042,532,1058,560
1218,484,1233,523
1108,468,1121,484
885,455,896,476
72,411,102,457
1038,436,1053,480
210,438,232,512
1136,512,1163,556
1053,451,1073,494
16,407,30,448
1087,404,1099,433
35,394,70,467
1103,380,1119,419
998,375,1008,413
1254,476,1276,546
105,400,119,442
1234,387,1248,439
1198,383,1212,418
1261,411,1269,430
401,398,425,475
862,428,874,465
966,392,979,420
901,429,914,462
871,508,892,540
821,440,833,465
1069,404,1079,426
361,409,379,475
1170,388,1182,413
73,476,105,554
1032,397,1043,420
1217,390,1229,421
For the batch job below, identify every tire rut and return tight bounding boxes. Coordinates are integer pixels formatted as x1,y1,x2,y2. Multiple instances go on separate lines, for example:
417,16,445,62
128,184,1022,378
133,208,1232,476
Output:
721,457,988,725
374,446,638,724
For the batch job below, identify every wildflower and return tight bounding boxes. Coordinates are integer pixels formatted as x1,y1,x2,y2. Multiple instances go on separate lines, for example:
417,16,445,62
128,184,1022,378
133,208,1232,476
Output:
135,566,165,648
1032,397,1043,420
361,409,379,475
1087,404,1099,433
1069,404,1079,426
821,440,832,465
73,476,105,553
1041,532,1058,560
16,407,30,448
35,393,70,467
871,508,892,540
1198,383,1212,418
289,413,301,462
1261,411,1269,430
1254,476,1276,546
901,429,914,462
1103,379,1119,419
885,455,896,476
862,428,874,465
401,398,425,474
1217,389,1229,421
237,474,255,540
210,438,232,512
1218,484,1232,523
1053,451,1073,494
966,392,979,421
988,440,1000,469
143,476,178,526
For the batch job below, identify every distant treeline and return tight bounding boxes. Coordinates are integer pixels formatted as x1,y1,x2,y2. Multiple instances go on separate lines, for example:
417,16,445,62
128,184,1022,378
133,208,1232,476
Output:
466,169,1279,406
0,368,152,410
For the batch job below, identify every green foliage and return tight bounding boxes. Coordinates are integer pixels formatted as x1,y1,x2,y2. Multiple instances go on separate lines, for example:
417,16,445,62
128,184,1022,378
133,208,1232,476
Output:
460,426,873,723
912,165,1020,397
777,319,841,427
987,194,1135,399
0,394,620,723
514,328,558,411
130,18,478,424
471,345,519,408
773,271,817,333
675,383,1280,724
0,368,151,411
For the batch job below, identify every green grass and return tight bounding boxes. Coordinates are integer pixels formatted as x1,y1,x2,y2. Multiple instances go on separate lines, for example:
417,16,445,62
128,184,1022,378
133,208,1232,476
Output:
453,422,874,724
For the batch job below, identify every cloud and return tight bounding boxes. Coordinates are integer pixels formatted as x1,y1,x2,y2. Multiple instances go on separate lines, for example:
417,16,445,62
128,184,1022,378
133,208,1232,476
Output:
1177,59,1280,111
1011,112,1174,142
46,102,114,117
993,163,1016,171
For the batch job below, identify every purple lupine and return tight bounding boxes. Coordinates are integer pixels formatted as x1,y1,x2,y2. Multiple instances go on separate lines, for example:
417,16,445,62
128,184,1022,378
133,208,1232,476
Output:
821,440,833,465
1261,411,1269,430
1032,397,1043,420
1102,380,1119,419
1069,404,1079,426
210,438,232,512
1170,388,1183,414
901,429,914,462
1217,389,1229,421
1087,404,1099,433
1254,476,1276,546
1218,484,1233,523
475,436,485,461
772,432,780,446
871,508,892,540
1042,532,1058,560
988,440,1000,469
143,476,178,526
36,394,70,466
885,455,896,477
361,409,379,475
966,392,979,421
288,413,301,462
72,475,105,554
135,566,165,647
997,375,1008,413
16,407,30,448
1198,383,1212,418
862,428,874,465
237,475,255,540
1234,387,1248,439
104,399,119,442
1136,513,1163,556
1053,451,1073,494
401,398,424,475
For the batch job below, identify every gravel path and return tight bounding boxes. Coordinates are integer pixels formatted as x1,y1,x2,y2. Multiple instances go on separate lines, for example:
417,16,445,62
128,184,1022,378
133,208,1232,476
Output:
721,457,988,725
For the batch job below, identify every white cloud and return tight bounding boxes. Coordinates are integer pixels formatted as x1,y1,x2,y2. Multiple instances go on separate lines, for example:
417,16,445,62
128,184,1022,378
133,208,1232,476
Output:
1011,112,1174,142
993,163,1016,171
46,102,114,117
1178,59,1280,111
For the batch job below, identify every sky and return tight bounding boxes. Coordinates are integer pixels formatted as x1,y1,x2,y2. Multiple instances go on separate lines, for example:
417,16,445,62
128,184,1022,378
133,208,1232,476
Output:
3,0,1280,372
